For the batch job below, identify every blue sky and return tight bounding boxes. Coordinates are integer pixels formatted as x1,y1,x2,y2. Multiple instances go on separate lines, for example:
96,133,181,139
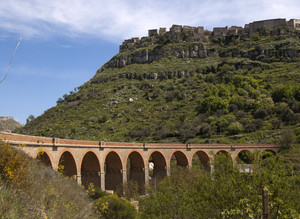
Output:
0,0,299,124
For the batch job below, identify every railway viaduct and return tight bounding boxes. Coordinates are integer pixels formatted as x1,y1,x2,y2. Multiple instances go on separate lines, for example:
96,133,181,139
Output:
0,132,280,192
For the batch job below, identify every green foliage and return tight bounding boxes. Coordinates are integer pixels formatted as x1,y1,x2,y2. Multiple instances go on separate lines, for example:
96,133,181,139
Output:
272,84,295,102
139,154,300,218
198,96,229,113
93,194,137,219
227,121,244,135
87,183,109,200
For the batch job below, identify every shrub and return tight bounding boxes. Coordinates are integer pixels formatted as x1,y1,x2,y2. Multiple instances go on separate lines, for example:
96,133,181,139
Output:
227,122,244,135
198,96,229,114
272,84,294,102
254,108,268,119
94,194,137,219
0,143,29,187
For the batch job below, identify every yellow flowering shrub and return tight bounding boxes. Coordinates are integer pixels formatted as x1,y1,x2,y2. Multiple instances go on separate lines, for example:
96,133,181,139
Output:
0,142,29,186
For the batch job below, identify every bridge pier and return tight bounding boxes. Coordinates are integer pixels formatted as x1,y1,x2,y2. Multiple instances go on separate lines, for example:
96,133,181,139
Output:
144,167,149,186
167,166,171,176
100,172,105,191
76,175,82,184
122,169,127,184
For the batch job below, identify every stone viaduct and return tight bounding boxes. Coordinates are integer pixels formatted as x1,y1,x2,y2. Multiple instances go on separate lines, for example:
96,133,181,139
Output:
0,132,280,193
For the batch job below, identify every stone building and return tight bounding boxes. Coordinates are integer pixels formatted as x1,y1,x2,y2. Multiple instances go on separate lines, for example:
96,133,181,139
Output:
170,25,183,33
213,27,228,37
159,27,167,35
288,19,300,30
249,18,287,33
228,26,243,35
148,29,158,37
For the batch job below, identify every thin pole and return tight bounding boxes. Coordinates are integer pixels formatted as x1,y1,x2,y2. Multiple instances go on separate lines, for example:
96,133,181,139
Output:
0,36,22,84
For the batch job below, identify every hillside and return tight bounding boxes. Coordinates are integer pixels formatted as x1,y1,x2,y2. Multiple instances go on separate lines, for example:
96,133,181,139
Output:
16,25,300,144
0,117,22,132
0,141,96,218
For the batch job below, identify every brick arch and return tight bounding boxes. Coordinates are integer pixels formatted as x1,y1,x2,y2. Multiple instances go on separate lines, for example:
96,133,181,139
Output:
215,149,230,155
191,150,210,171
262,148,277,159
235,149,254,164
58,149,77,178
125,150,145,167
215,149,233,163
170,150,189,168
147,150,168,167
147,150,167,184
80,150,101,189
126,150,145,194
104,150,123,191
263,148,277,154
104,150,124,170
34,148,53,168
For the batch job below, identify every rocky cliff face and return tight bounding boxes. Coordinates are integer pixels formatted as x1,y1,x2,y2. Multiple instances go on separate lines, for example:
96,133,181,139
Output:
100,33,300,71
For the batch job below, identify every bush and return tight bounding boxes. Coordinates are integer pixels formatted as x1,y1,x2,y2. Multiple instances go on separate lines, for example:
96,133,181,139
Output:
0,143,29,187
94,194,137,219
198,96,229,114
139,154,300,218
254,108,268,119
227,122,244,135
272,85,294,102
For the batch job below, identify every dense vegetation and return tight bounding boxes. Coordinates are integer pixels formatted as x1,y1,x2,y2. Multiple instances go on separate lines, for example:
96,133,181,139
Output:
16,27,300,145
139,152,300,218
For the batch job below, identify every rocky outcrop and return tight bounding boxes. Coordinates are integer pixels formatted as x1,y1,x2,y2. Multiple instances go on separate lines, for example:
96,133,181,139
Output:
91,70,191,84
100,43,217,71
0,117,23,132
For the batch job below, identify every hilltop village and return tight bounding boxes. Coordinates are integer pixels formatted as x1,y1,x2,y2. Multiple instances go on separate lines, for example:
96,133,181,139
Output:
120,18,300,52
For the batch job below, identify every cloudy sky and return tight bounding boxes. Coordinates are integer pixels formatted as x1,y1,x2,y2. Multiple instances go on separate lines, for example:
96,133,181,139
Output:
0,0,299,124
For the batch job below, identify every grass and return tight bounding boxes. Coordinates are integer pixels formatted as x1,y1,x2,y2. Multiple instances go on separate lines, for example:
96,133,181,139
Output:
0,141,97,219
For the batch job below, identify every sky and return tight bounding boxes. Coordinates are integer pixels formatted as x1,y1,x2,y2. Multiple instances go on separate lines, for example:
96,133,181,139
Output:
0,0,300,125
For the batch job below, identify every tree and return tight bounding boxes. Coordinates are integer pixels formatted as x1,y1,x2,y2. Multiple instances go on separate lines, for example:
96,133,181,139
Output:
26,115,35,124
139,154,300,218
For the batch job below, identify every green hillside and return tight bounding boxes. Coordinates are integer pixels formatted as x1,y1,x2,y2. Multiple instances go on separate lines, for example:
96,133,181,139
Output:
16,26,300,145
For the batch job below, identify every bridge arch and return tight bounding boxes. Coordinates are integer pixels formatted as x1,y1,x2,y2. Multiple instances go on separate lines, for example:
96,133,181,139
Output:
147,150,167,186
58,150,77,178
236,150,254,164
126,150,145,194
192,150,210,171
214,150,233,167
35,148,53,168
262,149,277,159
170,150,189,168
80,150,101,189
104,150,123,191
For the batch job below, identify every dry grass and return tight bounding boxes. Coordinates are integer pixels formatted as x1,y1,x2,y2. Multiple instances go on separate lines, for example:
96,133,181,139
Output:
0,141,97,219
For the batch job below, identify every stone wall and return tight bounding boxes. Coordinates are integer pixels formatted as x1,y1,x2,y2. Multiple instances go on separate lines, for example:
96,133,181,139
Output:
249,18,287,33
288,19,300,30
119,18,299,53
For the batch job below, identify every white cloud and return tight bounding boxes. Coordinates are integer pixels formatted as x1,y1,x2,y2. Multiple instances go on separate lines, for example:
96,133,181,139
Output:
0,0,299,42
